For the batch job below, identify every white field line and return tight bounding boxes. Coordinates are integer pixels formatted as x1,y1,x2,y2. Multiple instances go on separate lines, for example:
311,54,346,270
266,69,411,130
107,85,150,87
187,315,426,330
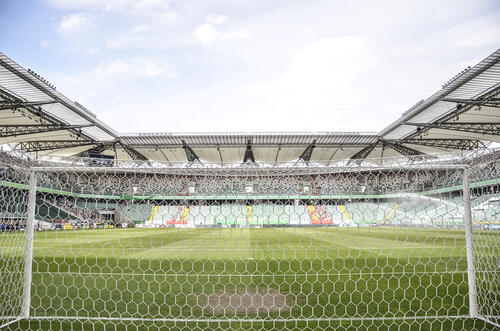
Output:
27,315,471,323
27,270,500,278
2,245,467,251
10,270,497,277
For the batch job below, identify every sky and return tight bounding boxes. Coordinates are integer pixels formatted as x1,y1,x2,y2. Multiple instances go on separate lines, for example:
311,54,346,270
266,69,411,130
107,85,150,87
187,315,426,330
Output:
0,0,499,134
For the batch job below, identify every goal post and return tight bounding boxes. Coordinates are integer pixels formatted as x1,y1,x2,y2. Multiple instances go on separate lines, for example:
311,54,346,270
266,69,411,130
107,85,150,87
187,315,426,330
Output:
462,167,478,319
468,158,500,329
21,171,37,319
0,164,31,329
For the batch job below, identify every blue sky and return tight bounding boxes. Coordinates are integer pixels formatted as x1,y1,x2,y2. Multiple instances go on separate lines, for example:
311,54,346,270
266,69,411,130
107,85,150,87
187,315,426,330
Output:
0,0,499,134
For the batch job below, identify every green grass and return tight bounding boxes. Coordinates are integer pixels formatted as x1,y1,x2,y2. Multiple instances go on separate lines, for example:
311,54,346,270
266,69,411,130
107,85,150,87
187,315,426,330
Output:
1,227,498,330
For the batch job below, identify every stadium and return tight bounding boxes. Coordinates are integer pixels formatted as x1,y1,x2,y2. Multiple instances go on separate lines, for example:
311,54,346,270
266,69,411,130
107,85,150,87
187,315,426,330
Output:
0,40,499,331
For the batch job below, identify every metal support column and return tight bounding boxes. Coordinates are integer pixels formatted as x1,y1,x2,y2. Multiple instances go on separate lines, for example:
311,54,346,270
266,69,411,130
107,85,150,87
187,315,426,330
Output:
21,171,37,319
462,167,478,318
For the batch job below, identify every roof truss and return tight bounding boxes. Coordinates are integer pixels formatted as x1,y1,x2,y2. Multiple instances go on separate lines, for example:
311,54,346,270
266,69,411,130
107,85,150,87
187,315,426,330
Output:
382,141,425,156
0,89,95,141
0,100,57,111
75,142,116,157
0,124,91,138
348,142,378,164
16,140,97,153
440,97,500,109
298,140,316,162
398,138,482,150
182,140,200,162
243,139,255,163
120,143,149,161
404,86,500,140
407,122,500,136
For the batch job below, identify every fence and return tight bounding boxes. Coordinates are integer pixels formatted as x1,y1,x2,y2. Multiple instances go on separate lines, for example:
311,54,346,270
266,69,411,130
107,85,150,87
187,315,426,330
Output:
0,152,499,330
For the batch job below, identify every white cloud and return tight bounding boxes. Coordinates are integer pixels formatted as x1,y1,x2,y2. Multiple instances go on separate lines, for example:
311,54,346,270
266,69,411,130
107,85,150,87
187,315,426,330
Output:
131,24,151,33
48,0,145,11
57,13,95,34
99,60,132,75
153,36,378,132
86,48,101,56
193,24,218,45
97,59,177,78
49,0,176,18
48,57,178,113
41,40,51,48
206,14,228,25
38,0,500,133
104,8,178,50
445,13,500,48
107,35,139,49
133,0,170,11
260,36,377,116
148,10,178,25
145,64,172,77
194,23,251,45
246,36,375,97
224,29,251,41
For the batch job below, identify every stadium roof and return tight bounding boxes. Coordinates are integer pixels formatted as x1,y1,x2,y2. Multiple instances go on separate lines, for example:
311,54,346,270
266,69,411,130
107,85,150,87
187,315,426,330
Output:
0,49,499,165
380,49,500,147
0,52,123,156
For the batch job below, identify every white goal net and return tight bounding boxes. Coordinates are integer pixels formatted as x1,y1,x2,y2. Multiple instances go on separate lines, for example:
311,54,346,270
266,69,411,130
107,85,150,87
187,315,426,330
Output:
0,151,499,330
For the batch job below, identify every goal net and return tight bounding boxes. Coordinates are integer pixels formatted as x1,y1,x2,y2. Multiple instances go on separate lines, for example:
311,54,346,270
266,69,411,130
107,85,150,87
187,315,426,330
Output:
0,151,499,330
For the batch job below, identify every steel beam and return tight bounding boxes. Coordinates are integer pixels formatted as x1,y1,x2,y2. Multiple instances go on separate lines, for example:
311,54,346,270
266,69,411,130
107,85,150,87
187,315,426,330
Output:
383,141,425,156
405,87,500,141
298,140,316,162
274,145,281,165
16,140,97,153
243,139,255,163
406,122,500,136
440,97,500,109
182,140,200,162
436,87,500,125
121,143,149,161
217,145,224,165
0,90,95,141
398,138,482,150
89,142,115,154
0,100,57,111
326,147,341,165
0,124,91,138
75,142,116,157
349,143,377,163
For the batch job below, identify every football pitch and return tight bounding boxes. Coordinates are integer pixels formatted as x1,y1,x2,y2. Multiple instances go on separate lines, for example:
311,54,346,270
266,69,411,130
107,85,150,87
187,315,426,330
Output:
1,227,497,330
